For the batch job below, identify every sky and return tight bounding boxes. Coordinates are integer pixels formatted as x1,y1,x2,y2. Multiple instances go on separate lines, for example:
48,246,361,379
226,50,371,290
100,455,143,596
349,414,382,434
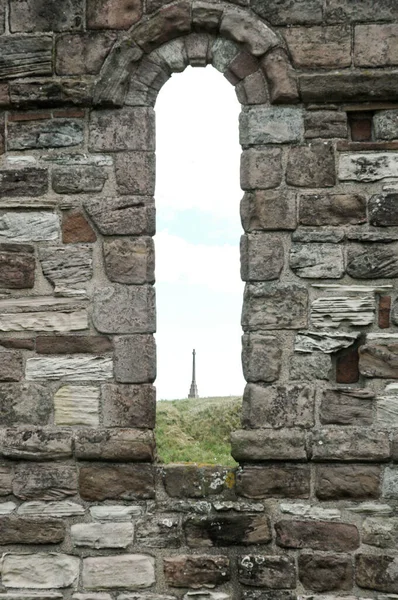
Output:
154,66,245,400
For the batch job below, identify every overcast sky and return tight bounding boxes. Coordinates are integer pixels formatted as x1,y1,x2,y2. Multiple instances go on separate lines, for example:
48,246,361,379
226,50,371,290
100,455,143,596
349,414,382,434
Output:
154,66,245,400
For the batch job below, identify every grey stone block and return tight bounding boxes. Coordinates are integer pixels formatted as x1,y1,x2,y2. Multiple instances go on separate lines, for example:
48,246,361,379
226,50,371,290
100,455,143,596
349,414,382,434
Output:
93,285,156,334
114,335,156,383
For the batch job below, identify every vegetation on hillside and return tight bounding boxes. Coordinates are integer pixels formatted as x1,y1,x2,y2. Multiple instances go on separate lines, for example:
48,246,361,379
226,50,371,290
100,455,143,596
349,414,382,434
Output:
155,396,242,467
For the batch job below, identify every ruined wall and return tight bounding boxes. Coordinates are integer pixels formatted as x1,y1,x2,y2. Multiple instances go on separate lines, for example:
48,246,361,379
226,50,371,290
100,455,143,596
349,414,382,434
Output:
1,0,398,598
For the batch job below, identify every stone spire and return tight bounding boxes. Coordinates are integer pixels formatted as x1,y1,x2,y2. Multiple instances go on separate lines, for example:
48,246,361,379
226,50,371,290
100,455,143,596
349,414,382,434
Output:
188,349,199,399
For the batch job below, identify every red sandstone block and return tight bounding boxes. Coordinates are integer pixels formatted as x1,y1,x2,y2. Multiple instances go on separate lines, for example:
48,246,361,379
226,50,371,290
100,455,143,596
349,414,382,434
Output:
336,346,359,384
379,296,391,329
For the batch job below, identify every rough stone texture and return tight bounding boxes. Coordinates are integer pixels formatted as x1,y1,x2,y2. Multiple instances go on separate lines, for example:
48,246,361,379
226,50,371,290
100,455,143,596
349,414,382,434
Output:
0,37,53,79
0,245,35,289
275,520,360,551
87,0,142,29
114,335,156,383
93,285,155,334
320,388,374,425
241,383,314,429
359,343,398,378
84,197,155,236
362,516,398,548
8,120,84,150
0,212,59,242
135,515,180,548
231,429,307,462
312,428,390,461
104,238,155,284
54,386,100,426
36,336,112,354
241,191,297,231
315,465,381,500
241,334,282,383
347,244,398,278
286,143,336,187
290,352,331,381
295,330,359,354
90,108,154,151
369,193,398,226
13,464,77,500
62,210,97,244
252,0,323,25
240,107,303,145
242,283,308,331
56,33,116,75
2,427,72,461
355,24,398,67
311,293,376,328
114,153,155,195
299,194,366,225
374,110,398,140
2,553,79,588
0,516,65,544
284,25,351,68
102,384,156,428
18,501,85,518
240,148,282,190
26,356,113,381
356,554,398,592
237,555,296,589
52,166,108,194
0,350,23,382
237,465,310,499
79,464,155,500
71,522,134,548
83,555,155,589
39,245,92,286
164,556,230,588
0,383,52,426
185,515,271,547
241,234,284,281
339,152,398,182
75,429,155,461
0,170,48,198
298,553,353,592
289,243,344,278
10,0,84,32
304,111,348,139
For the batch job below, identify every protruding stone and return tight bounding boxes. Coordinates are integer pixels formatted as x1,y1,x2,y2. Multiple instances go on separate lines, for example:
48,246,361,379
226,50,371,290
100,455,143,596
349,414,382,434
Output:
71,522,134,548
290,243,344,278
131,2,191,53
102,384,156,428
0,244,35,289
220,7,279,56
79,464,155,500
164,555,230,588
241,383,314,428
242,334,282,383
339,152,398,182
18,501,85,518
242,283,308,331
275,520,359,551
114,335,156,383
2,554,79,589
83,555,155,590
90,505,142,521
75,429,155,462
93,285,155,334
280,503,341,521
295,330,359,354
237,555,296,588
316,465,381,500
104,238,155,284
311,294,375,328
286,142,335,187
39,245,92,287
261,47,299,104
240,107,304,145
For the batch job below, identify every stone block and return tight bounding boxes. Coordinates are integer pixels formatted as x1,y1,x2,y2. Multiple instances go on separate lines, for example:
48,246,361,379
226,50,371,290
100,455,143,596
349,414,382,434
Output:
261,48,299,105
0,244,35,289
339,152,398,182
185,515,271,547
359,343,398,378
280,503,341,521
54,386,99,427
13,464,77,500
363,516,398,548
240,107,304,145
9,78,93,107
0,350,23,382
93,285,155,334
290,352,331,381
284,25,351,68
0,309,88,333
242,593,295,600
87,0,142,29
240,148,282,190
242,283,308,331
102,384,156,428
355,24,398,67
2,553,79,589
379,295,392,329
325,0,398,23
299,193,366,225
193,2,223,33
241,191,297,232
347,244,398,278
369,193,398,226
115,153,155,195
236,70,269,106
185,33,212,68
237,555,296,588
0,212,59,242
79,464,155,500
0,464,13,496
211,38,240,73
89,108,154,151
304,110,348,139
18,500,85,518
251,0,323,25
136,515,181,548
220,7,279,56
0,516,65,544
286,142,336,187
0,37,52,79
39,245,92,287
8,119,84,150
75,428,155,461
275,520,359,551
104,238,155,284
71,522,134,548
289,243,344,279
84,197,155,236
374,111,398,141
10,0,83,32
164,556,230,588
320,388,374,425
237,465,310,499
56,32,116,75
131,2,191,53
312,428,390,461
356,554,398,592
0,169,48,197
26,355,113,381
36,335,112,354
0,383,52,426
231,429,307,462
163,465,231,499
114,335,156,383
383,466,398,498
52,166,108,194
315,464,381,500
90,505,142,521
83,555,155,589
62,210,97,243
298,553,353,592
295,330,359,354
242,383,314,428
241,334,282,383
2,427,72,461
311,293,375,329
241,234,284,281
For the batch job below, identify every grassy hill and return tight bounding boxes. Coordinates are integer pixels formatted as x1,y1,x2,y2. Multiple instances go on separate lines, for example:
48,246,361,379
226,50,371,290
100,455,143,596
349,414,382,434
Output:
155,396,242,466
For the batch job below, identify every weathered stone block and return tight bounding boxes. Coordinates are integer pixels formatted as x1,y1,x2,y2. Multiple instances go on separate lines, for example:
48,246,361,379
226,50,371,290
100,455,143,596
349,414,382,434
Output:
87,0,142,29
240,148,282,190
369,193,398,226
359,343,398,378
8,120,84,150
374,110,398,141
0,383,52,426
304,110,348,139
0,350,23,382
135,515,180,548
131,2,191,53
316,464,381,500
298,553,353,592
289,243,344,278
93,285,155,334
290,352,331,381
39,245,92,287
356,554,398,592
0,244,35,289
52,166,107,194
252,0,323,25
2,553,79,588
312,428,390,461
347,244,398,278
241,191,297,231
0,169,48,197
54,386,100,426
236,70,269,106
339,152,398,182
18,500,85,518
185,515,271,547
102,384,156,428
162,464,230,499
242,593,295,600
9,78,93,107
363,516,398,548
241,234,284,281
62,209,97,243
0,464,13,496
240,107,304,145
84,197,155,236
104,238,155,285
56,32,116,75
242,283,308,331
90,504,142,521
89,108,154,151
242,383,314,428
295,330,359,354
83,555,155,589
10,0,83,32
2,427,72,461
0,516,65,544
72,522,134,548
26,355,113,381
299,193,366,225
320,388,374,425
311,292,376,329
237,555,296,588
115,153,155,195
275,520,359,551
75,428,155,461
37,335,112,354
220,7,279,56
383,466,398,498
286,142,336,187
0,37,52,79
241,334,282,383
237,465,310,499
284,25,351,68
114,335,156,383
326,0,398,23
261,47,299,105
212,36,242,73
164,555,230,588
0,212,59,242
355,24,398,67
231,429,307,462
13,464,77,500
79,464,155,500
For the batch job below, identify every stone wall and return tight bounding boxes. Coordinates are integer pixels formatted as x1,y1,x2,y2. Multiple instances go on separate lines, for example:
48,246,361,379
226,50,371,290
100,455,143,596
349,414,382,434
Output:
1,0,398,598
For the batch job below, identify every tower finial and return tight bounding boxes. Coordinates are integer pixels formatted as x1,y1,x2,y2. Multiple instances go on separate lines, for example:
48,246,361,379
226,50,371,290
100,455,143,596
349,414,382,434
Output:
188,348,199,399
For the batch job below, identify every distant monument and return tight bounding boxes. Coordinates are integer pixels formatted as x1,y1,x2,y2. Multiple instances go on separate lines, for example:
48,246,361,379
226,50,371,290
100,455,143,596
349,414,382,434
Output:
188,349,199,399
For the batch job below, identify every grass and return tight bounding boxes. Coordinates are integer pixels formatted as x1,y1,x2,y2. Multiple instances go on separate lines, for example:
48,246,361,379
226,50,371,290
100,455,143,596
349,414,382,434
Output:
155,396,242,467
